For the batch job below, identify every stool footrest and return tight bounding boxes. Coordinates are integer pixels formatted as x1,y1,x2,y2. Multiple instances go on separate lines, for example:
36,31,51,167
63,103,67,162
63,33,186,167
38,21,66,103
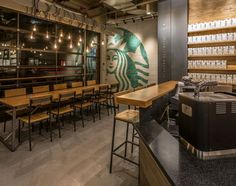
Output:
113,152,139,166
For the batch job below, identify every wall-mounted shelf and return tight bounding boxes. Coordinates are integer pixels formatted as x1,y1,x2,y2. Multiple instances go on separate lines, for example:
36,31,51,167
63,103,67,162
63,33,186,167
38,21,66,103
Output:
188,68,236,74
188,40,236,48
188,55,236,60
188,26,236,36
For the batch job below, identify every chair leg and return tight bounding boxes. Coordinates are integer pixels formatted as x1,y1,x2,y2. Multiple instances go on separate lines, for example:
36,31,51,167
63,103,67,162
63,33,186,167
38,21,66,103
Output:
106,101,110,116
3,120,6,133
57,115,61,138
28,123,32,151
80,108,84,128
124,123,129,158
39,121,42,135
49,119,52,142
131,126,135,153
92,105,95,123
98,103,101,120
18,121,21,144
109,118,117,173
73,111,76,132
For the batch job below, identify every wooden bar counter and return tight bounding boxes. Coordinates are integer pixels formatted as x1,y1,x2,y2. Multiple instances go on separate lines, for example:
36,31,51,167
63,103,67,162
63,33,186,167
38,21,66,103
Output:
116,81,177,108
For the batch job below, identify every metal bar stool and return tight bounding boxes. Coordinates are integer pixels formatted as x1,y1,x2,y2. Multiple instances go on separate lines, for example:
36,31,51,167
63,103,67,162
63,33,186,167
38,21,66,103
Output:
109,90,139,173
107,83,119,114
18,95,52,151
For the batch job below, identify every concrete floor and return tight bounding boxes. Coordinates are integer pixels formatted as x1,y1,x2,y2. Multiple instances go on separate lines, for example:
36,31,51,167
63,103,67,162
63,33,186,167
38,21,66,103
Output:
0,110,138,186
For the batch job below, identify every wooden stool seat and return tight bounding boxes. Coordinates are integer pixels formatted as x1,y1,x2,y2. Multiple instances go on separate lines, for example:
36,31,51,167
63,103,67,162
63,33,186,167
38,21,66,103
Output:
51,106,74,115
75,102,93,108
19,113,49,124
115,109,139,123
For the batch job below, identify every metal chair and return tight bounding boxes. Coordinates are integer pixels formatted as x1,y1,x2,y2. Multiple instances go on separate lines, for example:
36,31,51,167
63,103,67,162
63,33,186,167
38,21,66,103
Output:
18,95,52,151
51,91,76,137
107,83,119,114
3,88,27,132
94,85,110,120
109,90,139,173
75,87,95,127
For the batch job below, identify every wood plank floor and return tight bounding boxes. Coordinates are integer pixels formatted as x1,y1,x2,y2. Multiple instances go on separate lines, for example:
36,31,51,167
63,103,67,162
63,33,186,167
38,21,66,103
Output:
0,109,138,186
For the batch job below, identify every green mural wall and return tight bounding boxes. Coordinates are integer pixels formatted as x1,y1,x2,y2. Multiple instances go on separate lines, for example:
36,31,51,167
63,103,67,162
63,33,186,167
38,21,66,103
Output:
107,28,150,90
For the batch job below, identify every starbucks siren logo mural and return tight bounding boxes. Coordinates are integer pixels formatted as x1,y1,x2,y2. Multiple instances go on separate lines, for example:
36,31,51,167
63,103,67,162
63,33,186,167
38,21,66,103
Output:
107,28,149,90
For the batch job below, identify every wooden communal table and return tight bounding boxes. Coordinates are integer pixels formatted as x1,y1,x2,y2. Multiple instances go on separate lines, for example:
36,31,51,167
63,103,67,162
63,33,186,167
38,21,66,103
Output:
116,81,177,123
0,84,107,151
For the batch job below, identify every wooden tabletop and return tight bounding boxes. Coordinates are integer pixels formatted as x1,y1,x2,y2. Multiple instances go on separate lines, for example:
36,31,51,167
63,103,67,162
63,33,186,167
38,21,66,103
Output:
0,84,107,108
116,81,177,108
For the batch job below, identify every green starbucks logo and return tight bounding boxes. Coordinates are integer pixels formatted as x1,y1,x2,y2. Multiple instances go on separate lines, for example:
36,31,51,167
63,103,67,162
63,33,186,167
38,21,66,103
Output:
107,28,149,90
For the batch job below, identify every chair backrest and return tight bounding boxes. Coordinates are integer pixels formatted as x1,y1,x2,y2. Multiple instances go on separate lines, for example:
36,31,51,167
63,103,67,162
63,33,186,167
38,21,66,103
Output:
71,81,83,88
59,91,76,102
30,95,52,107
53,83,67,91
147,83,156,87
5,88,26,98
87,80,96,86
113,90,131,107
110,83,119,93
82,87,95,96
99,85,109,94
32,85,49,94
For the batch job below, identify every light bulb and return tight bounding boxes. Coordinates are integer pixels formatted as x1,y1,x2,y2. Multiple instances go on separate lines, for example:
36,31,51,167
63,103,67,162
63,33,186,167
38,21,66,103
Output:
86,47,89,53
46,31,49,39
77,41,80,46
30,33,34,39
68,34,71,40
60,31,63,37
79,37,82,42
69,42,73,49
101,40,104,45
54,43,57,49
33,25,37,32
58,37,62,43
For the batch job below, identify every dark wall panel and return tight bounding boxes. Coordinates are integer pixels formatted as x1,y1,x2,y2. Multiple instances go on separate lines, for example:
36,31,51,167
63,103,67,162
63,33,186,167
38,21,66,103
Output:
158,0,188,83
157,0,171,83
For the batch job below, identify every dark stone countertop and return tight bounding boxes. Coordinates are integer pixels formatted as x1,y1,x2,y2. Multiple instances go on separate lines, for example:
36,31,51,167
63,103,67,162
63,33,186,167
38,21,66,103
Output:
135,120,236,186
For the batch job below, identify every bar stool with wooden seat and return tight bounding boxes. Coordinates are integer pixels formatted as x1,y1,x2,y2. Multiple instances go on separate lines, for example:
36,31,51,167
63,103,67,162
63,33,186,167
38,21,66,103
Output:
87,80,96,86
75,87,95,127
51,91,76,137
109,90,139,173
94,85,110,120
18,95,52,151
3,88,27,132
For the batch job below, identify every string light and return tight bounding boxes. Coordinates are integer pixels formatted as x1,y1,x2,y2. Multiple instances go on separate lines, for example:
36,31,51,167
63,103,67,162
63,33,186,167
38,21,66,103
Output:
46,31,49,39
86,47,89,53
60,31,63,37
69,42,73,49
30,32,34,39
58,37,62,43
68,33,71,40
33,25,37,32
54,42,58,49
77,41,80,46
79,37,82,42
